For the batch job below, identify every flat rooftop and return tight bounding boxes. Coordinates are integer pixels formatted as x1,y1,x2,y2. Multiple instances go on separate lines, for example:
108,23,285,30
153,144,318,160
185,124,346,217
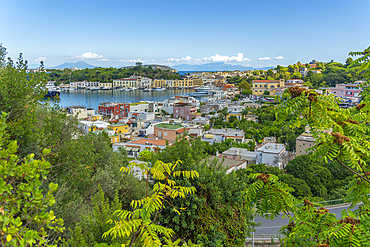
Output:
155,123,184,130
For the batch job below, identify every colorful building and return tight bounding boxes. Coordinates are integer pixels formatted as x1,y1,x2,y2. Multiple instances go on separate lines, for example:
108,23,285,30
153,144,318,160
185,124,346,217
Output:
173,103,201,121
153,123,185,141
108,123,129,133
98,102,123,119
252,79,285,96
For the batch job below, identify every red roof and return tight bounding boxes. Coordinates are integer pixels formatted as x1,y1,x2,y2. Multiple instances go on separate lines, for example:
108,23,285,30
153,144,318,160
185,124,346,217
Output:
126,145,141,148
176,129,185,134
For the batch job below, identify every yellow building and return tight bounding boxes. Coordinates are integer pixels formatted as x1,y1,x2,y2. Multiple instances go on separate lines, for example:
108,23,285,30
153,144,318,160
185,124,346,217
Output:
152,79,167,88
86,115,103,121
226,112,244,121
252,79,285,96
192,78,203,87
111,134,120,144
108,123,129,133
113,79,139,88
99,82,113,88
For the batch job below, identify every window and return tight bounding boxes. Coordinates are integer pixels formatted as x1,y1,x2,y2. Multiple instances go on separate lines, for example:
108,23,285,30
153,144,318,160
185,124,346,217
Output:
164,131,167,136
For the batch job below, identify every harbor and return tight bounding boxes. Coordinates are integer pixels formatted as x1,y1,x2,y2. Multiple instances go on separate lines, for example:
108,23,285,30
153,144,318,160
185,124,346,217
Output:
54,88,197,110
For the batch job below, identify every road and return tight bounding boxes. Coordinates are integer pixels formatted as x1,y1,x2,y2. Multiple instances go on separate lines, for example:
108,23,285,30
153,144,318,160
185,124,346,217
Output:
253,204,359,236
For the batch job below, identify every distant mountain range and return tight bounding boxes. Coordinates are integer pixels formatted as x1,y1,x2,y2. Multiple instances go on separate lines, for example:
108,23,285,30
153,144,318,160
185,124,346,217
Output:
28,61,273,72
27,61,96,69
172,62,273,71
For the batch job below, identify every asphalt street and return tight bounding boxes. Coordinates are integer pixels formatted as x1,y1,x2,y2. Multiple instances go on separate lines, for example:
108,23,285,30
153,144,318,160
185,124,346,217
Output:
253,204,359,236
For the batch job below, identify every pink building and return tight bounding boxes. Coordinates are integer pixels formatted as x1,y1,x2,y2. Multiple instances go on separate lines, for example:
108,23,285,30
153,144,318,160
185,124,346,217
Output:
330,83,363,99
173,103,201,121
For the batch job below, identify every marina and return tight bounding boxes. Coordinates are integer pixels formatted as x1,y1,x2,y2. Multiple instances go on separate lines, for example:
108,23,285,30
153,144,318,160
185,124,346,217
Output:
54,88,196,110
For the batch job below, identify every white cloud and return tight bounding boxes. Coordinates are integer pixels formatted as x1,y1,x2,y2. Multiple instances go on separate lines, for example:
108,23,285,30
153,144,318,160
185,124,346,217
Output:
167,56,192,63
35,57,46,61
194,52,251,63
119,58,147,63
258,57,272,61
72,52,104,59
99,58,110,61
274,56,284,60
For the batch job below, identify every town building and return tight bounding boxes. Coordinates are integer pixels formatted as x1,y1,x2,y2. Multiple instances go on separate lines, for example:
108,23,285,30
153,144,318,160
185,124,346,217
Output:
256,143,286,168
112,138,172,158
78,120,111,133
202,128,245,144
191,117,210,126
98,102,123,119
173,103,201,121
127,111,156,121
221,147,257,165
329,82,363,99
153,123,185,141
296,133,315,156
252,79,285,96
65,106,95,119
108,123,129,133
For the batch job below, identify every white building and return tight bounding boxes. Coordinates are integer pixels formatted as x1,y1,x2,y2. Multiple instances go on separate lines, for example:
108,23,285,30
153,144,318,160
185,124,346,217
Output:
78,120,111,133
221,147,257,165
65,106,95,119
256,143,286,169
202,128,245,144
191,117,210,126
112,138,172,158
138,121,170,137
128,111,156,121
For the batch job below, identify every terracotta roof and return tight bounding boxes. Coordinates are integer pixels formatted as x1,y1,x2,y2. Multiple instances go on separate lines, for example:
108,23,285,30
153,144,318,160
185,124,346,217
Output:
126,145,141,148
176,129,185,134
130,138,170,146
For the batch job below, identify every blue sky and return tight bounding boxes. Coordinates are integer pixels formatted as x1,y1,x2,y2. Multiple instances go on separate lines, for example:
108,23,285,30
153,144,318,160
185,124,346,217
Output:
1,0,369,68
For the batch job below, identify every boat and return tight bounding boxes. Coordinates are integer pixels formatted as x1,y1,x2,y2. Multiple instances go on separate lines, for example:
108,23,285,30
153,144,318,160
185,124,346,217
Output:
102,86,112,90
143,88,153,92
194,85,214,92
44,90,60,98
155,87,166,91
188,91,208,97
89,86,100,91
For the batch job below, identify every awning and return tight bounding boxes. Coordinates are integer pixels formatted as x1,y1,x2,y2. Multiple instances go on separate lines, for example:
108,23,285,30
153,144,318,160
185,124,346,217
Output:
132,147,140,152
125,147,133,152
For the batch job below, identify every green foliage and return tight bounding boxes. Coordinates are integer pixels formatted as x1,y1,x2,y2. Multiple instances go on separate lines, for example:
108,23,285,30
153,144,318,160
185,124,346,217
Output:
0,112,64,246
49,133,146,232
154,138,255,246
44,66,181,84
104,160,199,247
245,47,370,246
62,187,127,247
